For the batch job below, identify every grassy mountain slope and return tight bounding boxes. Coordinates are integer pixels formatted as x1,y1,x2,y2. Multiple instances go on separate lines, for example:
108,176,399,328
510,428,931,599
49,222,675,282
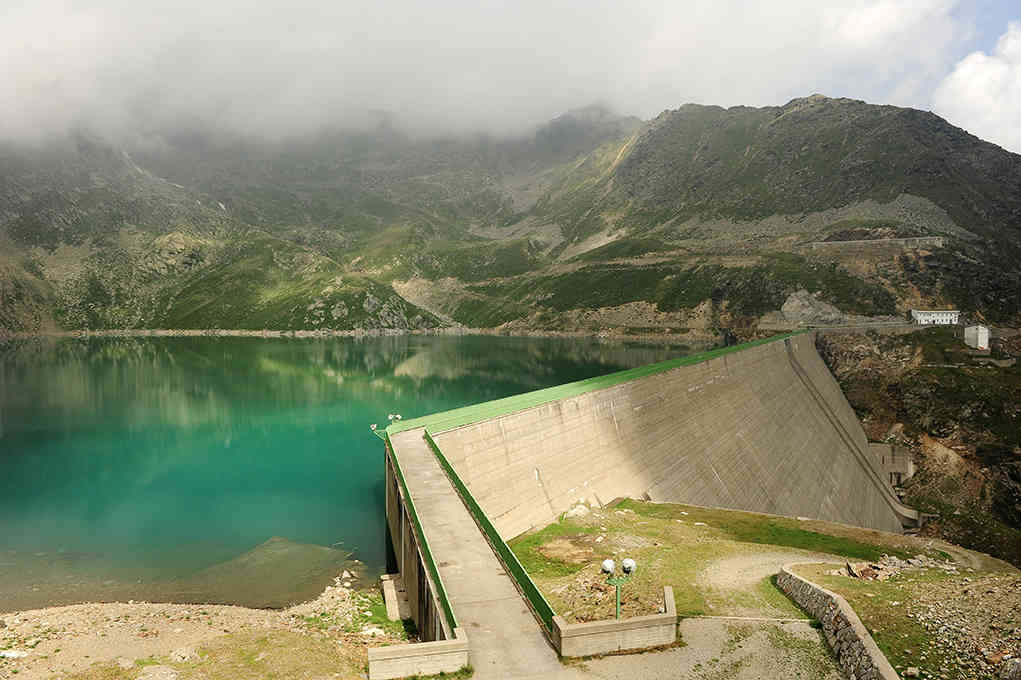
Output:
1,96,1020,333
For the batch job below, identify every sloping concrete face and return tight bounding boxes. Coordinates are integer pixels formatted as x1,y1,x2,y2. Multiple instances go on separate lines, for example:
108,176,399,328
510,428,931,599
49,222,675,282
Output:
432,333,909,537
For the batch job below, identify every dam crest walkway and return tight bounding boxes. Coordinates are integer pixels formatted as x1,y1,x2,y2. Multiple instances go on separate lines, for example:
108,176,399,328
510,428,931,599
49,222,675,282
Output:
389,428,580,679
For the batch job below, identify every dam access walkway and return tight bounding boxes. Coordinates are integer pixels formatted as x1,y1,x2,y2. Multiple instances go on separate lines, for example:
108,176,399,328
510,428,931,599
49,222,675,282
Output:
388,428,580,680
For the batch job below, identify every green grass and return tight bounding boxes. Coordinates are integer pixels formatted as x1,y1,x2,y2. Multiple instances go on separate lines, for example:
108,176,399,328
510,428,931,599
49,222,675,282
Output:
157,232,440,330
412,239,546,282
343,591,415,639
468,253,895,318
508,499,950,623
795,564,959,679
619,500,915,561
507,518,597,578
449,294,529,327
569,238,674,262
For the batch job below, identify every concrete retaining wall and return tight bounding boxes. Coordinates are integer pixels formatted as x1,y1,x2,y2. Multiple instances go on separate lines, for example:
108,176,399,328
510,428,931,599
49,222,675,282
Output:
384,445,453,641
776,565,899,680
553,586,677,658
432,333,911,538
367,628,470,680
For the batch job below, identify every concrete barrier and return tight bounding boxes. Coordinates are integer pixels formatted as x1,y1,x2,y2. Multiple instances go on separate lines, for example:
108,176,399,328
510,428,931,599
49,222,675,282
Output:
776,565,899,680
367,628,470,680
431,333,911,538
553,586,677,658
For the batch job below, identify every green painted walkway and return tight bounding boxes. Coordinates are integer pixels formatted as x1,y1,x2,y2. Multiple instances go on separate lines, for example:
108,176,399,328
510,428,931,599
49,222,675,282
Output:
389,428,585,679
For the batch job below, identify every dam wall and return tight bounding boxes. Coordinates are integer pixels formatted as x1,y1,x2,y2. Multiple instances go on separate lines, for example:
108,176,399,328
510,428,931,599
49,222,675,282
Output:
429,333,916,538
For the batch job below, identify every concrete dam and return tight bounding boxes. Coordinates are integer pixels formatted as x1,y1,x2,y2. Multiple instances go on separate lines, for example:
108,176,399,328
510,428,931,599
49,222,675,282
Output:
375,331,918,678
411,331,916,536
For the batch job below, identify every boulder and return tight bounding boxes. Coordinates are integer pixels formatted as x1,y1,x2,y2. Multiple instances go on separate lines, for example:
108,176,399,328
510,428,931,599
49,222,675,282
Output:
781,290,846,325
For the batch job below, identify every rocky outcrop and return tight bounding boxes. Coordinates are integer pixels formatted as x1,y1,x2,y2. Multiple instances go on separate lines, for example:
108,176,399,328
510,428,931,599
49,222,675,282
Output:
781,290,848,325
760,289,904,327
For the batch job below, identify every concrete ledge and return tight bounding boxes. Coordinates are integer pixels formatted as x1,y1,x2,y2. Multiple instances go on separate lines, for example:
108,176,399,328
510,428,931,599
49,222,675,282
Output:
553,586,677,658
367,628,469,680
776,564,899,680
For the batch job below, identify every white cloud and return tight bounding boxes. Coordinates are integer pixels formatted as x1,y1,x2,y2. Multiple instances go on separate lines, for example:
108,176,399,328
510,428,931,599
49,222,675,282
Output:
934,22,1021,153
0,0,979,142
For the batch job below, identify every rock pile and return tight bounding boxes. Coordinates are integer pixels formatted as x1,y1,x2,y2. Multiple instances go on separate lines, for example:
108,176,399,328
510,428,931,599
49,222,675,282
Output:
832,554,959,581
905,573,1021,679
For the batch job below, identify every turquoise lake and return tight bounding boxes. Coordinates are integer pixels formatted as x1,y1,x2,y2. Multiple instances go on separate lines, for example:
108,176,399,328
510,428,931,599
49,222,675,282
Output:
0,335,690,611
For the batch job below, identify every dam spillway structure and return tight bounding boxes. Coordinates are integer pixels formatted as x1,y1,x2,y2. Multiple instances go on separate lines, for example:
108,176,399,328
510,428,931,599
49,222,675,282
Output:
374,331,919,678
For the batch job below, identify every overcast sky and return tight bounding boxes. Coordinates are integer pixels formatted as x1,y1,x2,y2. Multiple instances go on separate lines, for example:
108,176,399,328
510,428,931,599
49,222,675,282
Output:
1,0,1019,152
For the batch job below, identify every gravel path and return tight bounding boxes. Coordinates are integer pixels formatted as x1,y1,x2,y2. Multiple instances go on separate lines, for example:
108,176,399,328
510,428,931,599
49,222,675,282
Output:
582,618,844,679
699,549,838,592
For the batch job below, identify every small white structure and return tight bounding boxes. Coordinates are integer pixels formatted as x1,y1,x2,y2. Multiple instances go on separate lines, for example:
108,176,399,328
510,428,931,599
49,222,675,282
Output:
911,309,960,325
964,325,990,350
871,443,916,488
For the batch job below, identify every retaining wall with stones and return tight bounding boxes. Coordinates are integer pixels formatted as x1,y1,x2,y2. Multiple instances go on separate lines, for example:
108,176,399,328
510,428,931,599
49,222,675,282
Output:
552,586,677,658
776,564,899,680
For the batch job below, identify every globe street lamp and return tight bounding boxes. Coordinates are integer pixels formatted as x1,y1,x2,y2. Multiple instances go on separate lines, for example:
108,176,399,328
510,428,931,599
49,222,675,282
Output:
600,557,637,620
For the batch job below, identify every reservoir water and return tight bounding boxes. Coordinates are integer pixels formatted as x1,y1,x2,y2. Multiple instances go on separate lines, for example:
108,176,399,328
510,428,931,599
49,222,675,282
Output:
0,334,690,611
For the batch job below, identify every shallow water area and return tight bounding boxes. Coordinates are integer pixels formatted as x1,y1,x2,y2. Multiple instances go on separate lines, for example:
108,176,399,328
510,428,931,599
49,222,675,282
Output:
0,334,691,611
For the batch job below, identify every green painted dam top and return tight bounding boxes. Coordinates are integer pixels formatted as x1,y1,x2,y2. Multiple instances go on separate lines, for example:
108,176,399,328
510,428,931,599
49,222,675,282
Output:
0,334,691,612
387,330,804,436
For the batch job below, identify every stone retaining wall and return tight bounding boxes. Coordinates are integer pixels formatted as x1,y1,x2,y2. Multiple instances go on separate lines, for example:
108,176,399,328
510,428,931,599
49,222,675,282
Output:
367,628,470,680
552,586,677,658
776,565,900,680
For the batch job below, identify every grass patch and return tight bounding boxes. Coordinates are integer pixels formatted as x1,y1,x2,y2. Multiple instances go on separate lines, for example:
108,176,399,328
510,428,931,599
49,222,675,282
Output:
469,253,895,318
795,564,958,679
569,238,673,262
509,499,953,624
619,500,915,561
508,518,596,578
341,590,412,639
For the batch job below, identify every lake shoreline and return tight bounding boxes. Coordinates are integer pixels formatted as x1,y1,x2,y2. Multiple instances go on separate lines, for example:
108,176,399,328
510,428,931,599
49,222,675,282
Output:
0,570,390,679
0,326,713,344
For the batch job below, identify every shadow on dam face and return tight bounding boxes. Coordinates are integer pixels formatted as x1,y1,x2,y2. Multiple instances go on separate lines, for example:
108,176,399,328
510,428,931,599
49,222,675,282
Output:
422,332,917,539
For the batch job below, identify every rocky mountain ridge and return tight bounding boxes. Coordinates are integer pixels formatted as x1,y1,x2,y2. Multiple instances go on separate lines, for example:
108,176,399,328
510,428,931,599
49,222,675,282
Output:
1,96,1019,334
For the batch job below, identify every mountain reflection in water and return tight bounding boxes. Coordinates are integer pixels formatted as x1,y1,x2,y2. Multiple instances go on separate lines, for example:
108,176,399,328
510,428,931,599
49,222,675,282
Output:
0,334,694,611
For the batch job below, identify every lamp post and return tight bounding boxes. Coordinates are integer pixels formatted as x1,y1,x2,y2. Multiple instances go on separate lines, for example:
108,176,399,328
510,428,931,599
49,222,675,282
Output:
600,557,637,620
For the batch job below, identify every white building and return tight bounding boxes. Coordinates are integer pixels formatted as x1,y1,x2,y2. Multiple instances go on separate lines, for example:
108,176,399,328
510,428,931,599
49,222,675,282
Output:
911,309,960,325
871,443,916,488
964,325,990,350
